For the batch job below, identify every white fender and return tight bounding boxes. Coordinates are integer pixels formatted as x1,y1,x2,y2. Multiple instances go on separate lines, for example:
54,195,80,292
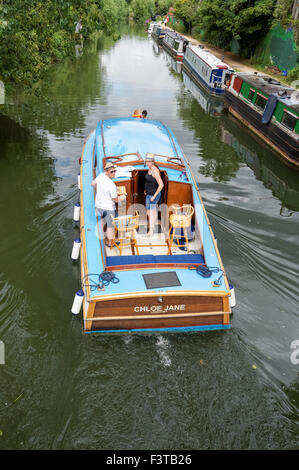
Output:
71,289,84,315
229,283,236,308
71,238,81,260
73,202,80,222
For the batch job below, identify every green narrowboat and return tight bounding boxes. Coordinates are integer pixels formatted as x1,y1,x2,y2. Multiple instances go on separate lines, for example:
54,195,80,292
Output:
225,73,299,166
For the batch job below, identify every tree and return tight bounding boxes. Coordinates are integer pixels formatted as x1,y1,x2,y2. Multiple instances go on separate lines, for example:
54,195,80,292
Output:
130,0,155,22
156,0,173,15
174,0,200,33
197,0,276,56
274,0,294,19
0,0,128,88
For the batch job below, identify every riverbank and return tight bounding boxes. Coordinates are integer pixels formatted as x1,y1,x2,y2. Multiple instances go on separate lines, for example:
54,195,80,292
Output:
166,26,293,85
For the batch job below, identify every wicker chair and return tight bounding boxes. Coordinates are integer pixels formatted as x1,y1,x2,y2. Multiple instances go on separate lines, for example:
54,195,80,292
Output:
167,204,194,254
111,211,140,256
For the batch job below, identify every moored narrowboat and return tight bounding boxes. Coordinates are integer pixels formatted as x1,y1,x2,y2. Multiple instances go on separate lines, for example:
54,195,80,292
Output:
151,24,167,42
162,30,189,62
74,118,234,334
225,73,299,166
182,44,233,95
147,22,158,34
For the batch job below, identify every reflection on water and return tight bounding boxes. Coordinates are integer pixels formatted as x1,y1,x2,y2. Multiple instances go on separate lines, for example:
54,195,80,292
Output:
182,70,223,116
162,50,182,75
221,117,299,213
0,26,298,450
150,37,162,58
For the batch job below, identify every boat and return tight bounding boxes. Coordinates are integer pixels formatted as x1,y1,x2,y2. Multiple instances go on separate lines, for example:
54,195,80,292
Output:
182,44,233,95
151,24,167,43
73,118,234,334
224,72,299,166
182,70,224,116
147,22,158,34
162,30,189,62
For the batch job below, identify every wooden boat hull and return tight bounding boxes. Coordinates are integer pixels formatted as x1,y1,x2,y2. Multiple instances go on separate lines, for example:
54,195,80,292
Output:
224,89,299,166
83,292,231,333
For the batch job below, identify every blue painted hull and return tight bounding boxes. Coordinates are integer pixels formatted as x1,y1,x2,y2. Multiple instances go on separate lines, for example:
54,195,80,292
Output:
78,118,233,333
86,324,231,334
182,59,224,96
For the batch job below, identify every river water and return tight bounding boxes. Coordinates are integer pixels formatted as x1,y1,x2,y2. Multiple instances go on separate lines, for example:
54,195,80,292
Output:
0,26,298,450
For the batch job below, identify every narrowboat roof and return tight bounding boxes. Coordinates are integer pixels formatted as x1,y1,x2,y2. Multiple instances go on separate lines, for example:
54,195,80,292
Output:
186,44,231,70
235,73,299,112
164,30,186,42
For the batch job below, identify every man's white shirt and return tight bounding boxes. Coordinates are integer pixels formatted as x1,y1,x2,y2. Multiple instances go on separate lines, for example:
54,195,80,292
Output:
94,173,117,211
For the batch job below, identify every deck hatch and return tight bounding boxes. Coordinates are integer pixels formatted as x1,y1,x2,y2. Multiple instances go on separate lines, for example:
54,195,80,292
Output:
143,271,181,289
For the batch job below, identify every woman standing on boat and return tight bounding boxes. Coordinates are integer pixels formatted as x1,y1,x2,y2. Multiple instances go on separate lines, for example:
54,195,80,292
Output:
144,153,163,235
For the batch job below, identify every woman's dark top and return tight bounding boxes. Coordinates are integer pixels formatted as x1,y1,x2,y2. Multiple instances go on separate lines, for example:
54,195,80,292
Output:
145,172,158,196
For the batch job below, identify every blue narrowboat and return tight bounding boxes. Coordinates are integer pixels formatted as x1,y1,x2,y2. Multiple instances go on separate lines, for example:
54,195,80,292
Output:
73,118,235,333
151,24,167,42
183,44,234,96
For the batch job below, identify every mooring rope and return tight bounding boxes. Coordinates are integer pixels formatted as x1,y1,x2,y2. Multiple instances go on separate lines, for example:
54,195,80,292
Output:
189,265,224,285
82,271,120,291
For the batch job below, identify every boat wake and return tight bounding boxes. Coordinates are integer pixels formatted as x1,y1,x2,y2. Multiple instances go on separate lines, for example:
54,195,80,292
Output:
156,335,172,367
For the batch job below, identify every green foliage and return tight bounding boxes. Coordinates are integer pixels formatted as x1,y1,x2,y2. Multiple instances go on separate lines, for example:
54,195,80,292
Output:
273,0,293,20
173,0,200,32
196,0,276,56
287,64,299,81
130,0,155,23
156,0,173,15
99,0,128,35
0,0,128,89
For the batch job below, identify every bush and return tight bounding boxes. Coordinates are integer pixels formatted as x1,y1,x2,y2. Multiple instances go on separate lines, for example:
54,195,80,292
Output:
287,65,299,82
0,0,128,90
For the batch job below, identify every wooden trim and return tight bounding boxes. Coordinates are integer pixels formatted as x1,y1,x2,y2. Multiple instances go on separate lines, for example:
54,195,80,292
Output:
103,152,143,168
105,262,204,271
91,289,229,302
80,140,91,302
90,314,227,330
89,311,228,322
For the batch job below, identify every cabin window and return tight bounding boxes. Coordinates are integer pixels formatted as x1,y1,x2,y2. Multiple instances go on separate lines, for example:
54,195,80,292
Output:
248,88,255,102
255,94,267,111
281,110,298,131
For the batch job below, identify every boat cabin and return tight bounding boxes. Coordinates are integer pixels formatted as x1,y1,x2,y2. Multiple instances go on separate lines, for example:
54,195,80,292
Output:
225,73,299,165
162,31,189,61
152,24,167,41
183,45,233,95
147,22,158,34
92,120,206,271
227,73,299,135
